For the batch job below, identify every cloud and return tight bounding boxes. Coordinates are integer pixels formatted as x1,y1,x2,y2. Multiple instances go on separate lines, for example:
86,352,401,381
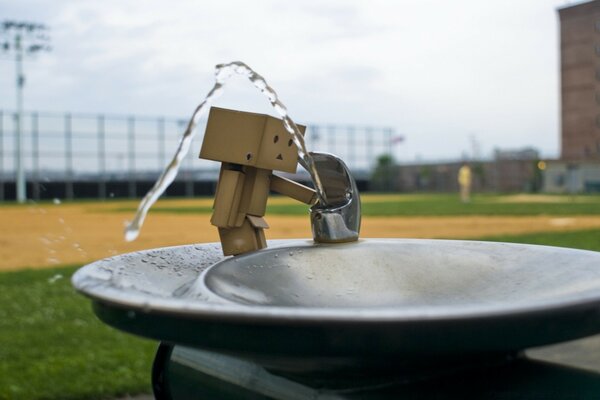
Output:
0,0,564,160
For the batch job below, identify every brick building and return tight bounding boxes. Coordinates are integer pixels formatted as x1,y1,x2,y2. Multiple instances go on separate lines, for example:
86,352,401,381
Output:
542,1,600,193
379,148,541,193
559,0,600,160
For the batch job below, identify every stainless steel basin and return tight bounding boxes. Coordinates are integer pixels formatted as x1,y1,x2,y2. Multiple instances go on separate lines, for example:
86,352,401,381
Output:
199,240,600,309
72,239,600,373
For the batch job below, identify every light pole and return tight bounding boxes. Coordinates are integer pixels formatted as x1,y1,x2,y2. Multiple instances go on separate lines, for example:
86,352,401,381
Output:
1,21,51,203
15,33,24,202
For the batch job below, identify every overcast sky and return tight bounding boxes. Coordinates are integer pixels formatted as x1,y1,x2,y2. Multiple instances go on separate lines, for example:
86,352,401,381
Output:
0,0,572,161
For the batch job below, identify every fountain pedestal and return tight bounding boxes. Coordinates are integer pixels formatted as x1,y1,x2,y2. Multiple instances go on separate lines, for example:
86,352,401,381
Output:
152,342,600,399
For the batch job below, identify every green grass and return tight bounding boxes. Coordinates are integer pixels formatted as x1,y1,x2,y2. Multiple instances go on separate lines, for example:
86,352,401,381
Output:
478,228,600,252
3,191,600,399
0,266,156,400
107,194,600,217
360,195,600,217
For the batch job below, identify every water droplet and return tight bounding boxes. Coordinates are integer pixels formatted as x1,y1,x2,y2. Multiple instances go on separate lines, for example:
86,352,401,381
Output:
124,227,138,242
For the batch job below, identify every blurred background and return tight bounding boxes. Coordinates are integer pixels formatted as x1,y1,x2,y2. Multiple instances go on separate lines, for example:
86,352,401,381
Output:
2,1,600,399
2,0,595,201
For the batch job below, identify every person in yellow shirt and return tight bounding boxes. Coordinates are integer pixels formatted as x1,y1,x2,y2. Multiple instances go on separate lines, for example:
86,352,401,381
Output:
458,163,472,203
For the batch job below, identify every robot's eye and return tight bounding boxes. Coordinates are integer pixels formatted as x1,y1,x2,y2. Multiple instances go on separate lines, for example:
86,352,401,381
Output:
288,139,293,147
246,153,253,161
273,135,279,143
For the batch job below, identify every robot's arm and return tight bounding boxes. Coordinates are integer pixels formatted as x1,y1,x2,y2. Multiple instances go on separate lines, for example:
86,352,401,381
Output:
270,175,316,205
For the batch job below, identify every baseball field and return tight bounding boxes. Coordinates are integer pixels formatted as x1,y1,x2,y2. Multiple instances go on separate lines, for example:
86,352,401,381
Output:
3,193,600,271
1,193,600,399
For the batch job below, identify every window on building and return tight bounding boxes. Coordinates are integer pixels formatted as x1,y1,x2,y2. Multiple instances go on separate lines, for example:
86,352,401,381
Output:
596,21,600,32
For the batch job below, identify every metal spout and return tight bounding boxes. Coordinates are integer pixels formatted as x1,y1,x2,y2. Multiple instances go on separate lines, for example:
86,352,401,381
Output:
309,152,361,243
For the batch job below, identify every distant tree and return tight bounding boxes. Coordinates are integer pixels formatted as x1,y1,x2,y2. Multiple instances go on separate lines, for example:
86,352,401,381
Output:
418,165,432,189
370,154,397,192
471,162,485,188
531,160,543,193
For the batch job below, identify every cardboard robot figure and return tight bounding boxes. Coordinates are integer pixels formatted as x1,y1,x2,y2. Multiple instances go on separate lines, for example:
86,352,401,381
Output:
200,107,317,256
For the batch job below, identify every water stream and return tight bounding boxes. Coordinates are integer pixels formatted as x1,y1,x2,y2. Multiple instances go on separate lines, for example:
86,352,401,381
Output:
124,61,326,242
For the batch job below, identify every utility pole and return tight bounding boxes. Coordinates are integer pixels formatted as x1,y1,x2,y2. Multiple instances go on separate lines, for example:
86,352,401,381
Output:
1,21,51,203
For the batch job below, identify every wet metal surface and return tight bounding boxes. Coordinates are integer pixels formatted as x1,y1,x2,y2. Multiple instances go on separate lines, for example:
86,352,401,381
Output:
309,152,361,243
73,239,600,369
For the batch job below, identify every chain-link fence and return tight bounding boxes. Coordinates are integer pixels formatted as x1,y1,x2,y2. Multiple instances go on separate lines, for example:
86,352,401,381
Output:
0,110,396,201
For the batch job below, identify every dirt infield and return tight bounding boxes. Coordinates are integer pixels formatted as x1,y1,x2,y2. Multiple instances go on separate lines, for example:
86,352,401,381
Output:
2,199,600,271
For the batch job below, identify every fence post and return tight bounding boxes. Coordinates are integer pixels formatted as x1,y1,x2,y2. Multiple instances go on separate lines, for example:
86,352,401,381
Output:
157,117,165,169
366,127,374,169
348,126,356,170
328,125,336,155
385,127,393,156
97,115,106,200
309,125,319,149
128,116,136,198
177,119,193,198
0,111,3,202
31,112,40,201
65,113,74,200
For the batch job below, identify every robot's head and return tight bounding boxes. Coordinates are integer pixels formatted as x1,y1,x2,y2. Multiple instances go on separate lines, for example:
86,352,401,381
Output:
200,107,305,173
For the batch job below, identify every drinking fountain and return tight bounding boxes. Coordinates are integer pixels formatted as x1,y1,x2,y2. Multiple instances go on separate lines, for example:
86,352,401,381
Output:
73,107,600,399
